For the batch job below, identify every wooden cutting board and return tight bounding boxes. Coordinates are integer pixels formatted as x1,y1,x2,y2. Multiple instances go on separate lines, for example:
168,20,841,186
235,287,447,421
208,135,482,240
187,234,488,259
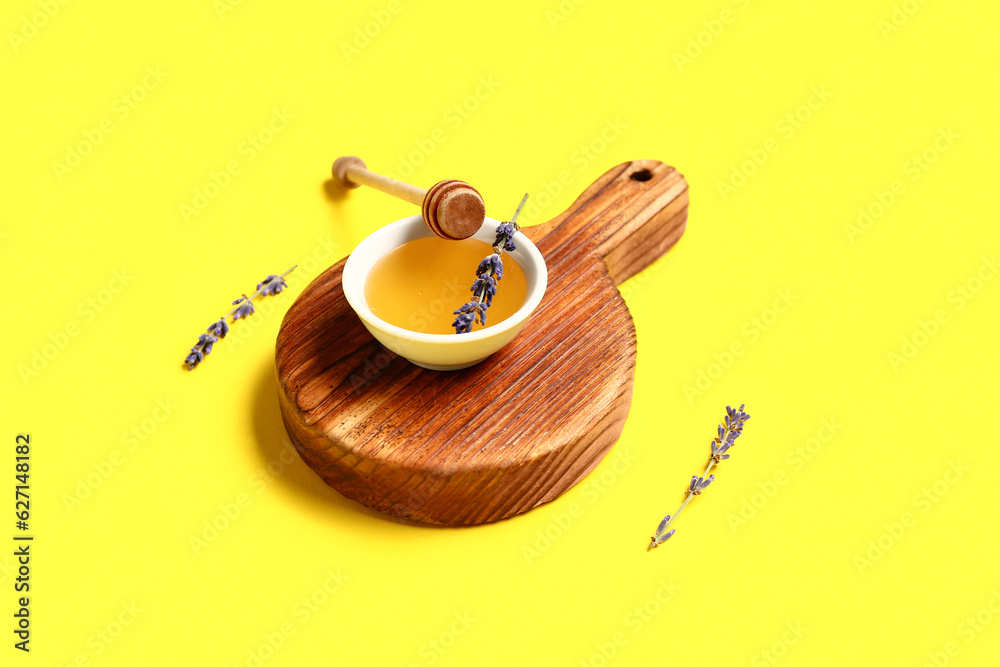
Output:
275,160,688,525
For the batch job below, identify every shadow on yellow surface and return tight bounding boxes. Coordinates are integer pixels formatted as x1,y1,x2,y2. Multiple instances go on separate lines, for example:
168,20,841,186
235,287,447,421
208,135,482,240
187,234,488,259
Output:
249,357,453,530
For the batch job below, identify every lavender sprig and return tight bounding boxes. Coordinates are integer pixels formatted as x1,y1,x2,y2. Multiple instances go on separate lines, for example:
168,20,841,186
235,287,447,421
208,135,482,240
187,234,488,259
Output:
452,194,528,334
649,404,751,549
183,266,296,370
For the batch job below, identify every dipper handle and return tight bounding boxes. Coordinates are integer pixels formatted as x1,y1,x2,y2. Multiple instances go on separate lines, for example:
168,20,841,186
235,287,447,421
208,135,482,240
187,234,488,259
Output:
333,156,426,206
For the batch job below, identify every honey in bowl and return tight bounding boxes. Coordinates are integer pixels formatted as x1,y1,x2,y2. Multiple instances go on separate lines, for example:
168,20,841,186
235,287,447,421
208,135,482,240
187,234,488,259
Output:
364,236,527,335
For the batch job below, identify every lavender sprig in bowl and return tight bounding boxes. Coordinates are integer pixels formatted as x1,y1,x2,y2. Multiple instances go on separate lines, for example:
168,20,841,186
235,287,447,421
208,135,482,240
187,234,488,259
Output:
453,194,527,334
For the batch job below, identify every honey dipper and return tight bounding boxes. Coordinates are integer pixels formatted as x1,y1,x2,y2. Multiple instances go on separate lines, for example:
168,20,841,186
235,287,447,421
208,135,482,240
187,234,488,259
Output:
332,156,486,240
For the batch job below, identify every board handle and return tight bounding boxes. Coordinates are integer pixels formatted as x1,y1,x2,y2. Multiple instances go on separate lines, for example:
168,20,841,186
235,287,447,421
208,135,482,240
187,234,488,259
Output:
523,160,688,286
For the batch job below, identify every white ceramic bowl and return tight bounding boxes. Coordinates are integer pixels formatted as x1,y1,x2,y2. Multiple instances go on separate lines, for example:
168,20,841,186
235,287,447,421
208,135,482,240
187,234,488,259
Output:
342,215,547,371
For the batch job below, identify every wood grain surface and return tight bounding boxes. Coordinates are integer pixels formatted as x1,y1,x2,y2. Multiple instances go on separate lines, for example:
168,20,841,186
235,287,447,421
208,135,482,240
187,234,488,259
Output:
275,160,688,525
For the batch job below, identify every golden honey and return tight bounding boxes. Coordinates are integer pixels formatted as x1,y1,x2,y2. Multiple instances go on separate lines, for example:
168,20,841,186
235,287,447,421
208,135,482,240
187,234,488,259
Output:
364,236,527,334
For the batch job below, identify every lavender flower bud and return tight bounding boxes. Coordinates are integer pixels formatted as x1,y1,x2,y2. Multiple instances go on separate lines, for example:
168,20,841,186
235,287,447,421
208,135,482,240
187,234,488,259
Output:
650,529,676,548
452,302,479,334
232,295,255,321
711,439,732,462
688,474,714,495
471,274,497,307
726,404,751,427
208,319,229,339
476,254,504,281
185,348,204,369
257,274,288,296
493,222,517,249
198,333,218,355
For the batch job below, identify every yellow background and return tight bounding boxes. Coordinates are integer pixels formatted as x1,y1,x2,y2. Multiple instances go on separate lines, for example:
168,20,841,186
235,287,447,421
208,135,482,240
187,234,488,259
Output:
3,0,998,664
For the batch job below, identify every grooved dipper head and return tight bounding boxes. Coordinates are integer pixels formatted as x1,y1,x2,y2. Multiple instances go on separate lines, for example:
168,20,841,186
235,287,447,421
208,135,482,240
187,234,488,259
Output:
422,180,485,240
